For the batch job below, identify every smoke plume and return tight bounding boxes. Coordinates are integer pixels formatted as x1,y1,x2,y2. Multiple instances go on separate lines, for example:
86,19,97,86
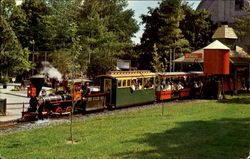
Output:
41,61,62,81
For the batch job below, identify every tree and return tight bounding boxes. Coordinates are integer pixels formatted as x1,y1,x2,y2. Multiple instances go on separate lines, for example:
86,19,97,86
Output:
0,16,31,76
73,0,138,78
151,44,167,73
1,0,28,49
180,4,215,50
41,0,79,50
234,8,250,52
139,0,189,70
234,8,250,36
20,0,52,51
1,0,16,20
1,0,138,78
138,0,215,71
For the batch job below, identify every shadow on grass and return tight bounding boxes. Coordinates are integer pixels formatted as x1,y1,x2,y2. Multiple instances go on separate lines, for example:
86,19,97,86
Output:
113,118,250,159
219,95,250,104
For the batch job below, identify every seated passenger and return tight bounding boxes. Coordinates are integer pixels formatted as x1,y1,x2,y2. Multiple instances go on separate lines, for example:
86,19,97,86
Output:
177,82,184,90
193,81,199,88
173,82,178,91
131,80,136,91
138,82,143,90
145,81,151,89
82,82,91,98
149,81,154,88
156,82,162,91
165,82,172,91
161,81,166,91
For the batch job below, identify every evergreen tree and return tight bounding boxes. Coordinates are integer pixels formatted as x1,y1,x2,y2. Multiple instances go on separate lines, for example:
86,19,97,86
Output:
73,0,138,78
234,8,250,52
20,0,52,51
139,0,189,70
0,16,31,76
151,44,167,73
138,0,215,71
1,0,28,49
1,0,138,78
180,4,215,50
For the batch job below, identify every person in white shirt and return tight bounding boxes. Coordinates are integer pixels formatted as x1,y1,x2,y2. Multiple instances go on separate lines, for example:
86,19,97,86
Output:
131,80,136,91
177,82,184,90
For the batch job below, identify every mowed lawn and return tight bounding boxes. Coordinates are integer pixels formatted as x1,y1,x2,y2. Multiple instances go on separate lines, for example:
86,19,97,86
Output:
0,94,250,159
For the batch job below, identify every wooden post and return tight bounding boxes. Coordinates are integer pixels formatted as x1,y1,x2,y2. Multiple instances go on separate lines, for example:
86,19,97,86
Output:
221,76,226,99
22,102,25,113
248,64,250,93
233,68,238,95
162,100,164,116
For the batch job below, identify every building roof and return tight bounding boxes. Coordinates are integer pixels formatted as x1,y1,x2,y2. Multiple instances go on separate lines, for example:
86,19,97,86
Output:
203,40,230,50
174,56,204,63
192,49,204,54
174,41,250,64
230,46,250,64
212,25,238,39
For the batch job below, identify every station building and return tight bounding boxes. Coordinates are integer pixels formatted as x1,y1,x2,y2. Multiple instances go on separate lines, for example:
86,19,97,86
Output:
197,0,250,52
174,25,250,93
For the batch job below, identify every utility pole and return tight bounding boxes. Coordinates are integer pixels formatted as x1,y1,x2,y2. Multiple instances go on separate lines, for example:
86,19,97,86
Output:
30,40,35,75
169,49,172,73
173,46,183,72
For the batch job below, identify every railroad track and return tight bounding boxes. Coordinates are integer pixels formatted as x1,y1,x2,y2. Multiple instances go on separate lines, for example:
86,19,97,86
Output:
0,120,19,130
0,114,75,132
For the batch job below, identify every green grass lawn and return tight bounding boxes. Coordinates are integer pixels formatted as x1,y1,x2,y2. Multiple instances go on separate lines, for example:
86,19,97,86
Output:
1,94,250,159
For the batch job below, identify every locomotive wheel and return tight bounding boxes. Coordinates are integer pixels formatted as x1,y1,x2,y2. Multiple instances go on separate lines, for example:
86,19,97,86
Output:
66,106,72,113
55,107,62,118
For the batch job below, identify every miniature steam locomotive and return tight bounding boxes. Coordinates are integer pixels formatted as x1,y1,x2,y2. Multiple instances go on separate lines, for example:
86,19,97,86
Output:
22,75,107,121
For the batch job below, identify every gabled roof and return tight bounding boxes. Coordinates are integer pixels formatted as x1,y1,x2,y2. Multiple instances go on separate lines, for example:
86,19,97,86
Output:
203,40,230,50
192,49,204,54
230,46,250,64
212,25,238,39
174,56,203,63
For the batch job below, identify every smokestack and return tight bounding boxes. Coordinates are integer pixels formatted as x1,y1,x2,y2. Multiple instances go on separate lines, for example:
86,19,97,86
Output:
30,74,45,97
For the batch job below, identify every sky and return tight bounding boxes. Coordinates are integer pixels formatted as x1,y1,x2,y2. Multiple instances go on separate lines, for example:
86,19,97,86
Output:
127,0,201,44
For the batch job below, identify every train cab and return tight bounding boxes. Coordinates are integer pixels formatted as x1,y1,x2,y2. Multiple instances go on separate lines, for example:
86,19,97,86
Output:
97,70,157,108
69,79,108,112
156,72,204,100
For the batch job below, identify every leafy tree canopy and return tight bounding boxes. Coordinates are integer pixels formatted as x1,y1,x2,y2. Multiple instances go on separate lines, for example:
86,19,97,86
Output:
234,8,250,52
1,0,138,79
180,4,215,50
73,0,139,78
0,16,31,76
139,0,189,70
138,0,215,71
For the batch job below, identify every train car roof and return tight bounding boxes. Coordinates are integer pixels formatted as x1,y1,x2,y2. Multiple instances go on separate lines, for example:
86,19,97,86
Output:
97,70,157,79
159,71,204,77
68,78,92,83
30,74,45,79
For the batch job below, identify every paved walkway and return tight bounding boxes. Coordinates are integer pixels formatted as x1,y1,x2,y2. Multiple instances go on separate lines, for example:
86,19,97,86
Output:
0,84,30,122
